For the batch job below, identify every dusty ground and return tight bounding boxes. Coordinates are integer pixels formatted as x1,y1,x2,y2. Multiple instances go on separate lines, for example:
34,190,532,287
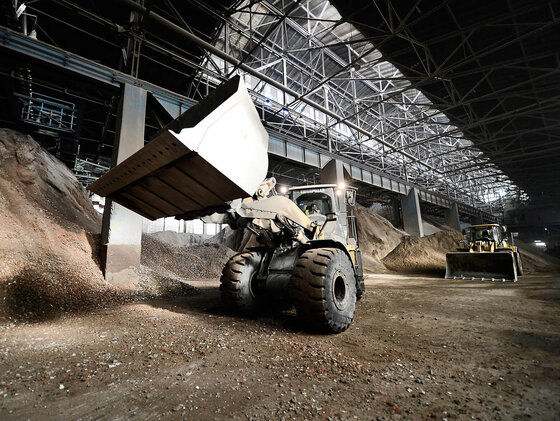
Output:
1,273,559,420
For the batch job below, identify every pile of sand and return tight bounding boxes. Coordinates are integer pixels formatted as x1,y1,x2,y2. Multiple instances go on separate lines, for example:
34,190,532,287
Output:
516,240,560,274
382,230,463,275
0,129,130,320
0,129,240,320
422,215,457,235
353,204,406,272
147,230,209,248
353,203,467,275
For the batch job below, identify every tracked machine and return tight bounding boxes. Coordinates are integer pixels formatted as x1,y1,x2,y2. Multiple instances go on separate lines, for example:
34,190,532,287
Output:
89,76,364,332
445,224,523,282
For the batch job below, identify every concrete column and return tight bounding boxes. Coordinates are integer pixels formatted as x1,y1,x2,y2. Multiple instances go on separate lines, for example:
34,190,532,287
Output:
473,213,484,225
401,187,424,237
101,83,146,288
320,159,347,186
391,196,403,228
444,203,461,232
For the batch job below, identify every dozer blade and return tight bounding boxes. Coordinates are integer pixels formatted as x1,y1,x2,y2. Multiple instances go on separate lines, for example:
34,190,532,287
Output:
88,76,268,220
445,252,517,282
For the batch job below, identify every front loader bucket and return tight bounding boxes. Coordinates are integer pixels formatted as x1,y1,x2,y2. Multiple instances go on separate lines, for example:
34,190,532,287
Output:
445,252,517,282
88,76,268,220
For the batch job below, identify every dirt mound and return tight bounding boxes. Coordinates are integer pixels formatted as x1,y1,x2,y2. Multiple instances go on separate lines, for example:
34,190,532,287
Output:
2,262,131,320
135,266,202,298
516,240,560,274
353,204,406,272
141,234,235,281
382,230,463,275
0,129,128,321
207,226,246,251
148,231,209,247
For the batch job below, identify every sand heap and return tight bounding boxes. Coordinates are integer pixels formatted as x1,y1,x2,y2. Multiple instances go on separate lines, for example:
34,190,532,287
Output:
516,240,560,274
353,204,406,272
0,129,129,320
353,204,464,275
382,230,463,274
0,130,237,318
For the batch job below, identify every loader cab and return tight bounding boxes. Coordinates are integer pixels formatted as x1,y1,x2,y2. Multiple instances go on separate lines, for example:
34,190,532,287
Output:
296,192,333,216
468,224,506,247
290,184,335,209
290,185,337,231
288,184,358,247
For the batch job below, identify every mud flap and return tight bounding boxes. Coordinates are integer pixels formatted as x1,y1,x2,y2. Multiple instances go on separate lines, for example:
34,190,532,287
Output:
88,76,268,220
445,252,518,282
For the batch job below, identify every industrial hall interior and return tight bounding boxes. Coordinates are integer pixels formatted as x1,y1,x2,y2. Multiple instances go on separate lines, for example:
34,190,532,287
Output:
0,0,559,419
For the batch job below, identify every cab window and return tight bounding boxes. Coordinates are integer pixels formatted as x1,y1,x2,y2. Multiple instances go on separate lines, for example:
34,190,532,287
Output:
294,192,333,216
472,227,498,242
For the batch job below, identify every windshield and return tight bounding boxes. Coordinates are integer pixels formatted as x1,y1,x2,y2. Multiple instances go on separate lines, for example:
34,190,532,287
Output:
293,192,333,215
471,227,499,242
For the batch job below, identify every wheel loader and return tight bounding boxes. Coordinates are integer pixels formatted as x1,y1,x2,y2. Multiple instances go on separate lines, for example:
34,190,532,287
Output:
445,224,523,282
88,76,364,332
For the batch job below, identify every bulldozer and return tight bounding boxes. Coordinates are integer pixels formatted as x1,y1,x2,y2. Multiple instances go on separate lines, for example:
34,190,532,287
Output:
445,224,523,282
88,76,364,332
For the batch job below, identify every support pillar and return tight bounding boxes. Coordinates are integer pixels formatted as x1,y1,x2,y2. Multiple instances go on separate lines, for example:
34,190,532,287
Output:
473,212,484,225
401,187,424,237
101,83,146,288
444,203,461,232
391,196,403,228
320,159,348,186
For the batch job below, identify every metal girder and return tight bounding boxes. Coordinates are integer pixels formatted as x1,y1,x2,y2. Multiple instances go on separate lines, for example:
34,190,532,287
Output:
4,0,527,216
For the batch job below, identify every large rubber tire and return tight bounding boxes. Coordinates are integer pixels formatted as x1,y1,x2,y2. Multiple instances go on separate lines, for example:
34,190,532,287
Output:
515,252,524,277
291,248,357,333
220,251,263,314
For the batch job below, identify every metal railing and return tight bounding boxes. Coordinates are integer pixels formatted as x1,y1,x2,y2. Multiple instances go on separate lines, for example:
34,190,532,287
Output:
16,92,76,132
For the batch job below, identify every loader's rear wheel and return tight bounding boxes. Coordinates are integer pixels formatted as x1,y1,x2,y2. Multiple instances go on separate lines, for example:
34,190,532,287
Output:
291,248,357,333
220,251,263,314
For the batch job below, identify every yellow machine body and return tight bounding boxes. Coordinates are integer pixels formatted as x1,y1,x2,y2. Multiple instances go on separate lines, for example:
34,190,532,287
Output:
445,224,522,282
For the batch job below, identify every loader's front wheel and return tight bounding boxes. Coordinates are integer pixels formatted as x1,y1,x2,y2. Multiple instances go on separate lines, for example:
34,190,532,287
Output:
220,251,263,314
291,248,357,333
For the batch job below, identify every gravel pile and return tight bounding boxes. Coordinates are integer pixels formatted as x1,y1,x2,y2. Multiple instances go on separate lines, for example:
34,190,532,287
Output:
141,234,236,280
135,266,201,298
1,261,132,321
0,129,128,322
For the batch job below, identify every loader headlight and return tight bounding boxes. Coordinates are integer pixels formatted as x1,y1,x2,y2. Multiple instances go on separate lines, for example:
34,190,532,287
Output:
279,185,288,194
